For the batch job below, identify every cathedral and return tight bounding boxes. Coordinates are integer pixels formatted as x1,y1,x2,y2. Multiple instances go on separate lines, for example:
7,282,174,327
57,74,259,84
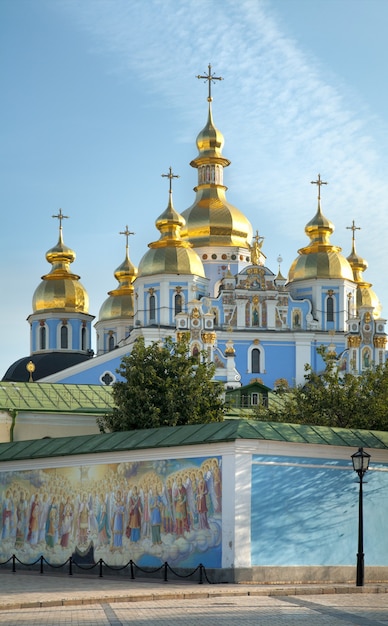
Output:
4,67,386,390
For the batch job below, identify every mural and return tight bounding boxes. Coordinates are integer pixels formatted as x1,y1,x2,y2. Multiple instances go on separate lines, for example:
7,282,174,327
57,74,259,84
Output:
251,454,388,567
0,455,222,568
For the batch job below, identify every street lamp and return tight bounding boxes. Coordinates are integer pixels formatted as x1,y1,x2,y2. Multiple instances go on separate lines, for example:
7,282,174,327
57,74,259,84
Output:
351,447,371,587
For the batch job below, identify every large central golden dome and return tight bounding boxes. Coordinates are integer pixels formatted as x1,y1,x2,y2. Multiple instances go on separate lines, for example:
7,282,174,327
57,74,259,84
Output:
181,102,252,248
32,224,89,313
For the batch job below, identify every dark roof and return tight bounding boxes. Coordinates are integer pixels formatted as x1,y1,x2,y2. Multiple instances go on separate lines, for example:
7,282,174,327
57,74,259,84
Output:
0,419,387,463
2,352,92,382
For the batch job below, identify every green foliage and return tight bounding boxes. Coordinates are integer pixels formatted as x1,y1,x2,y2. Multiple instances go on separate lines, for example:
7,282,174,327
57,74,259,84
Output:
98,337,225,432
252,345,388,431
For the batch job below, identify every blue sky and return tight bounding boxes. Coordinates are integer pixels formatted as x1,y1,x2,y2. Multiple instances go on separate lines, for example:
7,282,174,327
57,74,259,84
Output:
1,0,388,377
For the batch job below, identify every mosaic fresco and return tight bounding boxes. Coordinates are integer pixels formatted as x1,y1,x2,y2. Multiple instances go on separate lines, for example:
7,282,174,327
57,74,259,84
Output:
0,455,222,568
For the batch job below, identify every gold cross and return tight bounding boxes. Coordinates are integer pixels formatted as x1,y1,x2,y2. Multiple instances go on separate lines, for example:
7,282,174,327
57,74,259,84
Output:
119,225,135,248
311,174,328,200
161,166,180,193
52,208,69,228
346,219,361,242
197,63,223,102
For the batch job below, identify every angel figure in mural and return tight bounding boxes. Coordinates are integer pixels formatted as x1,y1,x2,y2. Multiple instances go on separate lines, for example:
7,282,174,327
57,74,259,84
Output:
27,493,40,546
110,490,125,551
173,476,189,536
2,489,13,541
149,485,163,545
96,494,111,548
77,492,90,546
60,497,73,548
45,496,59,549
127,485,142,543
14,490,28,549
196,471,210,530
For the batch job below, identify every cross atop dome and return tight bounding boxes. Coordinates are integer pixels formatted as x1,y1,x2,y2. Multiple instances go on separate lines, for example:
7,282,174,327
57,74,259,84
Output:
197,63,223,102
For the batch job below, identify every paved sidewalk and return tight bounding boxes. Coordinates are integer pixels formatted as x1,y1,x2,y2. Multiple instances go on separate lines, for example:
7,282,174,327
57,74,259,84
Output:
0,570,387,612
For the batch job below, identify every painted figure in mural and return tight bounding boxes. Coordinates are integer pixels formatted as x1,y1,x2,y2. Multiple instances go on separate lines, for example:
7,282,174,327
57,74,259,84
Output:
15,490,28,549
110,490,125,551
27,493,40,546
60,497,73,548
45,496,59,549
174,477,189,536
88,490,99,536
212,459,222,514
2,489,12,540
127,485,142,542
184,473,196,530
141,482,150,538
196,472,210,530
160,481,174,534
363,348,371,369
38,492,50,544
96,494,110,547
149,487,162,545
77,492,90,546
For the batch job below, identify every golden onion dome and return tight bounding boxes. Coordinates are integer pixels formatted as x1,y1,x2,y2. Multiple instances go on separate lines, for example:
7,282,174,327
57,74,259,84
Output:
288,191,354,283
32,221,89,313
181,101,252,249
98,229,138,321
347,228,382,318
138,175,205,278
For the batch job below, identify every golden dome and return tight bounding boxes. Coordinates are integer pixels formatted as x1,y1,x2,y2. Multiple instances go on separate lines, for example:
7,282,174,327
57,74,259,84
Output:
346,226,382,318
32,221,89,313
138,177,205,278
181,102,253,249
99,228,138,321
288,192,354,283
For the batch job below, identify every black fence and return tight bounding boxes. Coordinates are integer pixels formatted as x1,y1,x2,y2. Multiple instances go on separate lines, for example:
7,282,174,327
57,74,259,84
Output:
0,554,215,584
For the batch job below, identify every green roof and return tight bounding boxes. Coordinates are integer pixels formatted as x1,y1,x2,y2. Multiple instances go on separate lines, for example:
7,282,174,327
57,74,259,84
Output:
0,419,387,463
0,382,114,414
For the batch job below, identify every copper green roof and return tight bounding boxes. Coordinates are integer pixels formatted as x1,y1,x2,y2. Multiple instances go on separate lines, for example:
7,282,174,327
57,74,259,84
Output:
0,382,113,414
0,420,387,463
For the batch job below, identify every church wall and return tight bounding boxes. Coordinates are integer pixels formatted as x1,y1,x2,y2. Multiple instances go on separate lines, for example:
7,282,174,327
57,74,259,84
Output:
1,438,385,582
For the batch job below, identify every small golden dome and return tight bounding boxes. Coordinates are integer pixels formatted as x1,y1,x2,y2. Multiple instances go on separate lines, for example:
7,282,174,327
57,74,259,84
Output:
32,222,89,313
181,102,252,249
288,196,353,282
99,229,138,322
138,178,205,278
347,226,382,318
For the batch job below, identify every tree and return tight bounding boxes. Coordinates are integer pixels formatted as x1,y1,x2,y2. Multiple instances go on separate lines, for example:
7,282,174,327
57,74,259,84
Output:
98,336,225,432
252,346,388,431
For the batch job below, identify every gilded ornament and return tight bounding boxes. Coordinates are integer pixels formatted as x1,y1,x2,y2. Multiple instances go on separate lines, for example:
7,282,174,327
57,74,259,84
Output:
347,336,361,348
374,336,387,348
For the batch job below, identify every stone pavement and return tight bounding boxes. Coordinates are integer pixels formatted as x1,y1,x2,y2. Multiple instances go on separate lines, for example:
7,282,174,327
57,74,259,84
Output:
0,571,388,625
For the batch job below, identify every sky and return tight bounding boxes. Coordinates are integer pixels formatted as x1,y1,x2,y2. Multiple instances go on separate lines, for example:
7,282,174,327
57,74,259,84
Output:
1,0,388,378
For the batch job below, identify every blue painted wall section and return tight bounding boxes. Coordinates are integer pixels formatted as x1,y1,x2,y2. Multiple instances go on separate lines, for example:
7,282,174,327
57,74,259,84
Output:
251,454,388,566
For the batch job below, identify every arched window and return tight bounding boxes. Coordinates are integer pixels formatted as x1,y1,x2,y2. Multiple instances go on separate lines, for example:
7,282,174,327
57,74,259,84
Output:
108,334,115,351
81,327,86,351
175,293,182,315
40,326,46,350
251,348,260,373
149,294,156,322
327,296,334,322
60,324,68,349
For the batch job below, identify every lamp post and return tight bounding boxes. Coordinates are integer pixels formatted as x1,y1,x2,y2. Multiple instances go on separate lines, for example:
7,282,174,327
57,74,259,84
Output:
351,447,371,587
